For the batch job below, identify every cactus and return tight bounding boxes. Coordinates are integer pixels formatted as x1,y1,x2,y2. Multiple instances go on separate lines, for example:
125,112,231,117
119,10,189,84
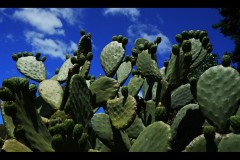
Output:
1,28,239,152
197,65,240,132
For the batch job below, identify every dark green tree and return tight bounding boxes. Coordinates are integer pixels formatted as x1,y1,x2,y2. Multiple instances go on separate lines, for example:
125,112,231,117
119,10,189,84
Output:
212,8,240,70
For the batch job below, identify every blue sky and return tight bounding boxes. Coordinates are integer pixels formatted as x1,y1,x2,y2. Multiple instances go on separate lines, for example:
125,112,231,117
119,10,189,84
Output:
0,8,235,124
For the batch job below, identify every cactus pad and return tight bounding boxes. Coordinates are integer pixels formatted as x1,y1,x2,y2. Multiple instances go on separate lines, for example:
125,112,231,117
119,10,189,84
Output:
107,95,137,130
100,41,125,77
16,56,46,82
2,139,32,152
128,75,144,97
129,121,172,152
89,77,120,108
197,65,240,132
116,61,132,85
38,80,63,110
218,133,240,152
57,56,75,82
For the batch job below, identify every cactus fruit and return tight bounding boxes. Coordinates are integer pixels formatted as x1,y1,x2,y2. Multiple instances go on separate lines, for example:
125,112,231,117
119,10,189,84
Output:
229,115,240,133
221,54,231,67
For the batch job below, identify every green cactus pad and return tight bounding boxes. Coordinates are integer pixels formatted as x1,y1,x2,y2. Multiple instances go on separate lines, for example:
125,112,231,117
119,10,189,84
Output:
95,138,111,152
107,95,137,130
145,100,156,125
136,50,161,80
218,133,240,152
197,65,240,132
171,83,194,109
91,113,114,147
78,35,92,55
171,104,205,151
229,115,240,133
38,80,63,110
16,56,46,82
184,133,222,152
57,56,76,82
128,75,144,97
100,41,125,77
79,60,91,78
116,61,132,85
129,121,172,152
2,139,32,152
69,74,93,127
89,76,120,108
1,101,15,138
125,115,145,138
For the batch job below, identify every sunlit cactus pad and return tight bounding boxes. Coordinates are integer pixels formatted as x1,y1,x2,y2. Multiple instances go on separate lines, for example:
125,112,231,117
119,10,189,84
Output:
16,56,46,82
100,41,125,77
38,80,63,110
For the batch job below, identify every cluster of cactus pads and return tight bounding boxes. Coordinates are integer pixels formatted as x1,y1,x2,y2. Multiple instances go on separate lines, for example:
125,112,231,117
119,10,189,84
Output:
1,29,240,152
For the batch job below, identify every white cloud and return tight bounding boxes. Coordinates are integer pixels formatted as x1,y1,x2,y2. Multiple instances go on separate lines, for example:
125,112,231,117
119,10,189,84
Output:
103,8,140,22
13,8,83,35
127,23,172,55
25,31,77,60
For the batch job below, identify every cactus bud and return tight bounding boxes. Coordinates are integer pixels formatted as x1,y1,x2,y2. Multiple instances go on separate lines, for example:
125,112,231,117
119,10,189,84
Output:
175,34,183,43
123,55,130,62
55,68,59,75
199,30,208,41
203,126,215,142
40,56,47,62
52,134,64,151
78,54,86,66
132,48,138,57
29,83,37,98
73,124,84,141
87,32,92,39
49,118,62,127
23,51,29,57
64,119,75,135
17,52,22,58
12,54,18,61
19,78,29,93
130,56,136,66
181,30,189,40
201,36,210,47
73,50,78,56
0,87,14,101
122,37,128,46
188,30,194,38
117,35,123,43
112,35,118,41
121,86,128,97
155,106,168,122
182,40,192,52
28,52,33,56
66,54,70,60
230,115,240,133
2,77,20,93
221,54,231,67
80,29,86,36
207,46,213,53
155,36,162,44
71,56,77,64
49,123,66,137
86,52,93,61
138,44,144,51
172,44,180,55
193,30,201,39
35,52,41,59
147,42,154,49
78,133,88,151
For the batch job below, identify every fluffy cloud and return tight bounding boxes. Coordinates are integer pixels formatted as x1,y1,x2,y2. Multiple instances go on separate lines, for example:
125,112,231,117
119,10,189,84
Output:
13,8,83,35
103,8,140,22
127,23,172,55
25,31,77,60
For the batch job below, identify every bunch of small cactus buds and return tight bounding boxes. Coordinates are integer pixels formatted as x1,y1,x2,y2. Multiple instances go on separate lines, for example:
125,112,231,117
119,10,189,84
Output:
0,29,240,152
